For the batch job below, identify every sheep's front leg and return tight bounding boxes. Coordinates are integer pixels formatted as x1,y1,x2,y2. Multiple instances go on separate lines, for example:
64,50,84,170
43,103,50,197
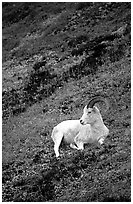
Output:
75,141,84,150
70,143,80,150
74,135,84,150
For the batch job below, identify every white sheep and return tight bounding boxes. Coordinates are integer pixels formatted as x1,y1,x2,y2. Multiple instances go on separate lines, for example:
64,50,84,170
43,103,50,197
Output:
51,96,109,157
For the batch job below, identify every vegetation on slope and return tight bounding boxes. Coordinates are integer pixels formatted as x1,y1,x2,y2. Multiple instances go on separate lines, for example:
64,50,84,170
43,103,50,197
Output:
2,2,131,202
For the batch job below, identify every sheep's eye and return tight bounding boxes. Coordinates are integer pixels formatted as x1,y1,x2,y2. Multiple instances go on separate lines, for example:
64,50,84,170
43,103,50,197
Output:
88,111,91,114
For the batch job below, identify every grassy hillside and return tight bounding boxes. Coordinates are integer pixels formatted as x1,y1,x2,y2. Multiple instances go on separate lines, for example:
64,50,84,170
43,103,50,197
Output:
2,2,131,202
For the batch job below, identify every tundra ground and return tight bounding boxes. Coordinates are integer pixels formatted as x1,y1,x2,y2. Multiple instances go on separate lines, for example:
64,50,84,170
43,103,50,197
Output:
2,2,131,201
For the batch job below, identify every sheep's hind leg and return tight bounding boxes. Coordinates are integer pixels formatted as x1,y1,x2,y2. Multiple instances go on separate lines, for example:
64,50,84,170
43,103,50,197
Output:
52,131,63,158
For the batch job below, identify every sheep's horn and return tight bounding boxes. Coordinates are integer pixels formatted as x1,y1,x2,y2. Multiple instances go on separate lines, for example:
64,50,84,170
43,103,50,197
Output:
87,96,110,110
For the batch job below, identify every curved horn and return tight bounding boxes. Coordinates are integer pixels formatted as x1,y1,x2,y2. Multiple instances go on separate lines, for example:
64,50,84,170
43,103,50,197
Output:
87,96,109,110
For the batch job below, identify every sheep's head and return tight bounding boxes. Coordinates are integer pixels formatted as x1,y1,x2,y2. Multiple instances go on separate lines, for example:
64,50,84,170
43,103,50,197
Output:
80,96,109,125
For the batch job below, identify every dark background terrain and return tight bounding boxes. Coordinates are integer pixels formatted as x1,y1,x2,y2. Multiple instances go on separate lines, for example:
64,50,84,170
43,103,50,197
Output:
2,2,131,201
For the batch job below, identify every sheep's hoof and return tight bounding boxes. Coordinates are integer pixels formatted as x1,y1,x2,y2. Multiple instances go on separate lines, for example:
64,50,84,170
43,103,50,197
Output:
55,155,59,158
98,138,105,145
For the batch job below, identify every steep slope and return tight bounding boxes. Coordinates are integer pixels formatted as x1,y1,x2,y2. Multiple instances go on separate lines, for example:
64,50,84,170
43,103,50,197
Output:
2,2,131,202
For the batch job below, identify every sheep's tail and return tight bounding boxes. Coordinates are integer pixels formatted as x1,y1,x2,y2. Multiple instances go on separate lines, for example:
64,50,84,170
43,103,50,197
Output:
51,127,64,144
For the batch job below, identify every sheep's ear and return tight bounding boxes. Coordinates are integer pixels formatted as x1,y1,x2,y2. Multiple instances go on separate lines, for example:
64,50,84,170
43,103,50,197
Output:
93,106,99,113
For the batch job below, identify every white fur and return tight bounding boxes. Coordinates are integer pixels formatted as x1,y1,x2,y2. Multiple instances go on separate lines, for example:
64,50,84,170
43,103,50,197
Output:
51,106,109,157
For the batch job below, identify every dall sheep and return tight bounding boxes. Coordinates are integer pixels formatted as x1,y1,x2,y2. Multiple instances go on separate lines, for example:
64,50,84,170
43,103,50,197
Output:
51,96,109,157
